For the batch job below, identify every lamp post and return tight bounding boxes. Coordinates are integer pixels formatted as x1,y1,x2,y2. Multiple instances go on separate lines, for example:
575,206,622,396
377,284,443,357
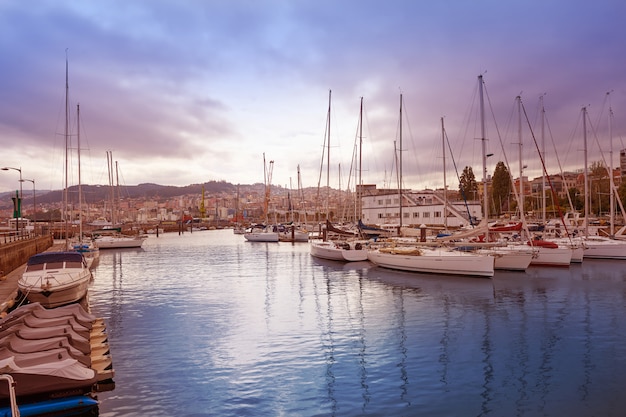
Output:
2,166,22,234
20,178,35,236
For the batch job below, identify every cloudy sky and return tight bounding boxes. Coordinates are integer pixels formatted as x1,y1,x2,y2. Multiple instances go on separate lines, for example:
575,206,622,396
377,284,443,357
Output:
1,0,625,196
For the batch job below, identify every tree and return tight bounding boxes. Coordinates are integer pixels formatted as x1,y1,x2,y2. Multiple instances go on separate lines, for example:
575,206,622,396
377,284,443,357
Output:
491,161,511,216
589,160,609,216
459,166,478,201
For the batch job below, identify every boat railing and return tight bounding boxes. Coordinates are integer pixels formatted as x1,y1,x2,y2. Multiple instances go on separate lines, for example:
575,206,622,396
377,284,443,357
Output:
0,374,20,416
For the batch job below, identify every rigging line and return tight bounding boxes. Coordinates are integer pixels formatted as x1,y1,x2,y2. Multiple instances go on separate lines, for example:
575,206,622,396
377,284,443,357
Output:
399,95,420,189
586,96,626,224
444,123,475,226
520,98,571,239
543,102,576,213
491,96,523,222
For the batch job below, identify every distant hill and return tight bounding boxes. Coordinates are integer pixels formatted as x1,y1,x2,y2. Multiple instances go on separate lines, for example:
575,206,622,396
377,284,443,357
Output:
0,180,303,208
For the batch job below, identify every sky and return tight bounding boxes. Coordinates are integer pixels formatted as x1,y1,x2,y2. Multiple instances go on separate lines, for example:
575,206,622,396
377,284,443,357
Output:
1,0,625,196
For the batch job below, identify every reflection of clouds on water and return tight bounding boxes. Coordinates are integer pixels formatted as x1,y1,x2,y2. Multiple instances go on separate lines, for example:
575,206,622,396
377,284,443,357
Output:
89,231,626,416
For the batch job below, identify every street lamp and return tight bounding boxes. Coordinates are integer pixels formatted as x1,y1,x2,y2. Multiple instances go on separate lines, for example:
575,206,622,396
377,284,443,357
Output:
2,166,22,233
20,178,35,235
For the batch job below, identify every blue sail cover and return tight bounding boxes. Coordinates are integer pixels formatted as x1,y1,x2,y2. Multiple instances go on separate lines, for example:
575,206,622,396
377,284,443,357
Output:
27,252,85,266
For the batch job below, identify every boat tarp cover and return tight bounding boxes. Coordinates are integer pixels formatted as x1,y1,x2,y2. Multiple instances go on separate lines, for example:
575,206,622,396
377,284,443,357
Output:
27,252,85,266
435,220,489,242
359,219,389,234
327,220,358,236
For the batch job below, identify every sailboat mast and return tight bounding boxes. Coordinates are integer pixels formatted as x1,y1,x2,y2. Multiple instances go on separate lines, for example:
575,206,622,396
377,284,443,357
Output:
442,117,448,230
609,102,615,236
540,96,546,222
399,93,403,229
77,104,83,242
583,106,589,237
326,90,331,221
517,95,524,219
64,53,70,248
358,96,363,222
478,75,488,222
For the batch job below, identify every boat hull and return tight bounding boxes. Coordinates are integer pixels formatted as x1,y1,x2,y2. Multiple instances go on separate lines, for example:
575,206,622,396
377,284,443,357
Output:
244,232,279,242
94,236,146,249
478,247,534,271
582,239,626,259
18,252,92,308
529,246,572,267
310,240,368,262
368,248,494,277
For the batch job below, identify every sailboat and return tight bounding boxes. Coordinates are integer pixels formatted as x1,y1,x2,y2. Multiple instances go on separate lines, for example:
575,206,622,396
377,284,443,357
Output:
434,87,534,272
71,103,99,268
18,56,92,307
244,154,279,242
576,105,626,259
367,92,495,277
93,152,147,249
310,92,369,261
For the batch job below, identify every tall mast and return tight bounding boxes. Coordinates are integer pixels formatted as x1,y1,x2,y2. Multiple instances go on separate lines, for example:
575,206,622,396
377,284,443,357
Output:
517,95,524,219
399,93,403,229
77,104,83,242
64,52,70,248
442,117,448,230
540,96,546,222
582,107,589,237
326,90,331,221
609,100,615,236
358,96,363,222
479,75,488,222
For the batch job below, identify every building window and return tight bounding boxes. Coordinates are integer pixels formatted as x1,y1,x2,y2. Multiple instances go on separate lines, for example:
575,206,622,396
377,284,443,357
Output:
385,199,391,205
378,199,383,205
378,213,383,219
404,212,410,218
423,212,430,218
434,211,441,218
413,212,419,218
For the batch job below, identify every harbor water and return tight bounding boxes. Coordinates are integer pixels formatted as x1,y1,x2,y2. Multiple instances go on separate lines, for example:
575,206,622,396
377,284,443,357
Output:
89,229,626,416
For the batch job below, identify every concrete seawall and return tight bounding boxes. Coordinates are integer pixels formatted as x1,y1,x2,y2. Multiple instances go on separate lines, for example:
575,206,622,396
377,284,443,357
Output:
0,235,54,314
0,235,53,276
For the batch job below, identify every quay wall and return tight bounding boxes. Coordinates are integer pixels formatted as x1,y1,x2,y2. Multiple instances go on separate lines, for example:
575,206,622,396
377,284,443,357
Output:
0,235,53,276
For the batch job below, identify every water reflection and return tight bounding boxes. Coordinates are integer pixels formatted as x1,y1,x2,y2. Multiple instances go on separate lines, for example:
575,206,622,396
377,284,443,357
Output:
87,231,626,416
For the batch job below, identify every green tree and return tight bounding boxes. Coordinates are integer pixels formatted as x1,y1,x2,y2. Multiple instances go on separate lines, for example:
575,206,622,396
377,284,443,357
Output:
459,166,478,201
589,160,609,216
491,161,511,216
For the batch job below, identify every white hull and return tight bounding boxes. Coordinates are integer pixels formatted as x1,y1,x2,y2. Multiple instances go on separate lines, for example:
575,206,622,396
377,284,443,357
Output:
279,230,309,242
477,246,534,271
310,240,368,262
95,235,146,249
244,232,279,242
529,246,572,267
18,252,92,308
368,247,494,277
582,237,626,259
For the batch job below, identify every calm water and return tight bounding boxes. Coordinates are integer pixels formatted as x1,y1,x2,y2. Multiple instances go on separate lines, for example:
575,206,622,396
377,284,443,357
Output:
88,230,626,416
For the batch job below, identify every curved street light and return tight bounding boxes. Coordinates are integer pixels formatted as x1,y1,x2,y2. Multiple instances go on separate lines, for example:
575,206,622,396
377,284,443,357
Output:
2,166,22,233
20,178,36,235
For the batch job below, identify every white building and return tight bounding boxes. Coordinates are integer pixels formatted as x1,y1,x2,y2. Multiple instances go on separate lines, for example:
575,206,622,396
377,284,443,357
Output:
361,188,482,228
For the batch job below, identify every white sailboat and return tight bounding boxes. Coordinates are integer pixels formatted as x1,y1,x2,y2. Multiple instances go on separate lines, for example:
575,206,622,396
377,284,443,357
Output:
71,103,99,268
244,154,279,242
18,56,92,307
367,92,494,277
310,92,368,261
94,152,147,249
578,105,626,259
